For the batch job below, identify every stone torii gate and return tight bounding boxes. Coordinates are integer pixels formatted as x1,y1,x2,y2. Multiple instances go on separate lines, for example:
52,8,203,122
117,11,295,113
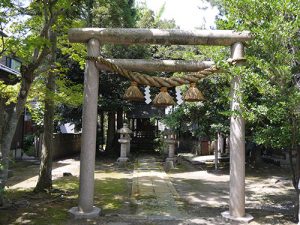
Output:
68,28,253,222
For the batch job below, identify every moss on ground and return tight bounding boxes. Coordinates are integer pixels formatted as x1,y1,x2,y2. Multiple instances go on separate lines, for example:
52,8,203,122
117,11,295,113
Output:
1,166,131,224
135,194,156,200
166,161,190,174
94,176,130,213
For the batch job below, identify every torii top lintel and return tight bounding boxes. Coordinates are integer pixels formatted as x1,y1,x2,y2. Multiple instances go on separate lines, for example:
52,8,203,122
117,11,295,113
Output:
68,28,252,46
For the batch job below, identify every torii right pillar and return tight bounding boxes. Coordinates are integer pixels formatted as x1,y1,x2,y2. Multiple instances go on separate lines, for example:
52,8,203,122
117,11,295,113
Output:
221,42,253,223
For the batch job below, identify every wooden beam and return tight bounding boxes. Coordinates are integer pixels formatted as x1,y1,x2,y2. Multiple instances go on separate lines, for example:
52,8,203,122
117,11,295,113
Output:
96,59,215,72
68,28,252,46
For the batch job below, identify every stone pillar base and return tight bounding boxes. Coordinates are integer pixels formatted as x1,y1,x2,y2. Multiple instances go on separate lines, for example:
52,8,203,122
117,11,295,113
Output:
221,211,253,223
117,157,128,166
164,160,174,171
117,157,128,162
166,157,176,162
69,206,101,219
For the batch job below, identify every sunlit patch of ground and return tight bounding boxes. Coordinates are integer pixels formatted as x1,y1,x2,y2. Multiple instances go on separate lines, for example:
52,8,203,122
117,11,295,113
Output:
1,156,297,225
169,160,295,224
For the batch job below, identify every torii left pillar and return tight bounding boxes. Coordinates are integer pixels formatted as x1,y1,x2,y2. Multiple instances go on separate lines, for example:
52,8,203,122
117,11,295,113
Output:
69,38,101,218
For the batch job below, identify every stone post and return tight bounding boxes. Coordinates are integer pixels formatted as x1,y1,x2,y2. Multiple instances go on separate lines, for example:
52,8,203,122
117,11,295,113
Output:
165,133,176,170
225,137,230,154
214,139,218,171
166,138,176,159
69,39,101,219
221,42,253,222
218,132,224,155
118,138,129,162
215,132,224,170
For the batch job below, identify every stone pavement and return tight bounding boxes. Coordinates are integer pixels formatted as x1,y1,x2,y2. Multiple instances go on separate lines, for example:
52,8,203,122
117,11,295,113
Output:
100,155,234,224
131,155,186,219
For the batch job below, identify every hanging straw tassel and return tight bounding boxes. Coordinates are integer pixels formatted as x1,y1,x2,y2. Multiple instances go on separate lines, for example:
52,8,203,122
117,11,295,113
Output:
184,83,205,102
123,81,144,101
153,87,175,107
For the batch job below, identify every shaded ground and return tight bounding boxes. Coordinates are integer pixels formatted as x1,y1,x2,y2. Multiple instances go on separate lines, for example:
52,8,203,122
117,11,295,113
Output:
0,154,296,225
169,157,295,225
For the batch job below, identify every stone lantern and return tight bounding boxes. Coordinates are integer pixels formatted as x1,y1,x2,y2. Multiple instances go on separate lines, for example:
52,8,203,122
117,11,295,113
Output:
164,130,176,170
117,123,132,165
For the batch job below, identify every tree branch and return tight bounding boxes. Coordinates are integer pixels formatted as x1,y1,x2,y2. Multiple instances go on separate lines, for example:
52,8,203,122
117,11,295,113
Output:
30,0,66,72
0,23,7,56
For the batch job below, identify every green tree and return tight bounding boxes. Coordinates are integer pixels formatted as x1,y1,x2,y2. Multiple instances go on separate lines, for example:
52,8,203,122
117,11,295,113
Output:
34,30,56,192
210,0,300,219
0,0,80,205
31,2,85,192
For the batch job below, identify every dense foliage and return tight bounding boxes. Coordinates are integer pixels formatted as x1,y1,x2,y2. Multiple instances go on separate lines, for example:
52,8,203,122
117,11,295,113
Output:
214,0,300,149
164,0,300,151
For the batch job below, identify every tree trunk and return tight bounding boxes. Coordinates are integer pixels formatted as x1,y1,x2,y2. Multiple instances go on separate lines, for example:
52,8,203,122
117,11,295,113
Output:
100,111,104,149
117,110,123,129
0,75,33,205
291,115,300,222
105,111,116,155
34,31,56,192
0,0,63,206
0,97,6,155
0,97,6,206
87,0,94,27
96,111,104,155
116,110,123,155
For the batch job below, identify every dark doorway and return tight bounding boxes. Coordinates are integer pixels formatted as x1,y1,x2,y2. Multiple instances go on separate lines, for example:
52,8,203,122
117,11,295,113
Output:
127,103,164,153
